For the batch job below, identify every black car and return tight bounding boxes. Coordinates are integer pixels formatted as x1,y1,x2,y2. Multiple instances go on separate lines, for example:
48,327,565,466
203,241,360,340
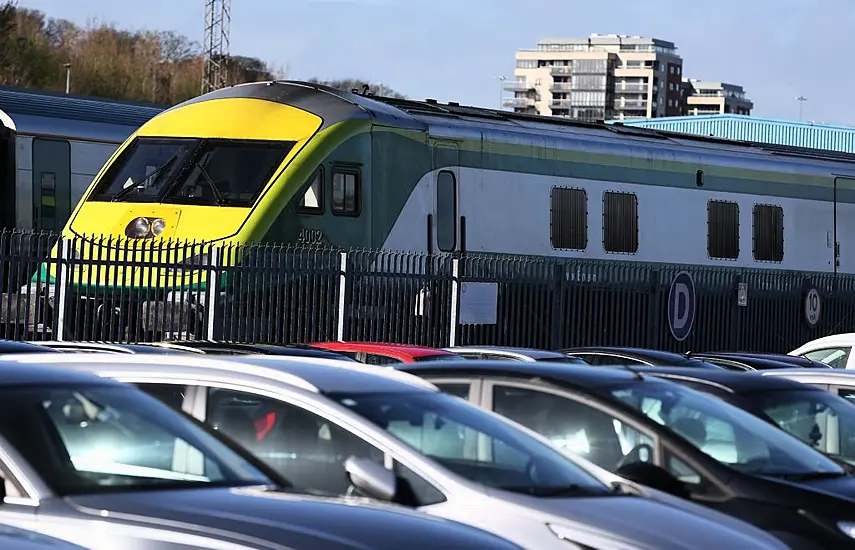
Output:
689,352,832,370
683,352,820,372
398,359,855,549
23,341,200,355
0,340,61,354
149,340,358,361
627,366,855,465
558,346,722,369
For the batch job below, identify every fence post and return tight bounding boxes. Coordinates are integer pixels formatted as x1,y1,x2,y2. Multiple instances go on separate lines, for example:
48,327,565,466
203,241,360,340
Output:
448,258,459,347
204,246,220,341
54,238,69,341
336,252,347,341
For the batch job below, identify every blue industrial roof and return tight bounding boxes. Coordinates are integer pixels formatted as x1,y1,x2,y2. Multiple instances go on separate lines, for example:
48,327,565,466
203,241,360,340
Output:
0,86,166,128
609,114,855,154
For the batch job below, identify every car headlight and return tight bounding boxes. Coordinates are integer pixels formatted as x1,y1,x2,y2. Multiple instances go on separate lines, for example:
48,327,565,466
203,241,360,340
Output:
546,523,599,549
838,521,855,538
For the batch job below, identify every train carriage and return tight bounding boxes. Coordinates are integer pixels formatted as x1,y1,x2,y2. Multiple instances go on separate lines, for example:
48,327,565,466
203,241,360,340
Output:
24,80,855,339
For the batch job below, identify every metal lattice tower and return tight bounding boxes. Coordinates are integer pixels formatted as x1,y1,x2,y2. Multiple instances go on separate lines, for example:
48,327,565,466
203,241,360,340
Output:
202,0,231,94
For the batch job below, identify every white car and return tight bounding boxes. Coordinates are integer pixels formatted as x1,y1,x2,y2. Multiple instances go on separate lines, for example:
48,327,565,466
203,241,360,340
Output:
4,352,790,550
789,333,855,369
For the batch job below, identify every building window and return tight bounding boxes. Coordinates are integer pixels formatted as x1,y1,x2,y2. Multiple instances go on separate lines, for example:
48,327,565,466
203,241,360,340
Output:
707,200,739,259
752,204,784,262
436,170,456,252
296,168,324,214
603,191,638,254
550,187,587,250
331,170,360,216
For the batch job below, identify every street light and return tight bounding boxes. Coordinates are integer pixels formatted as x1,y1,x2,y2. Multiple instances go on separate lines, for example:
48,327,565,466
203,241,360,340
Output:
496,76,506,110
796,96,807,121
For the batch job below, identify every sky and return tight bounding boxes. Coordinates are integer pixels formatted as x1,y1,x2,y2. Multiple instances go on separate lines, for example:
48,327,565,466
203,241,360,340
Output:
15,0,855,125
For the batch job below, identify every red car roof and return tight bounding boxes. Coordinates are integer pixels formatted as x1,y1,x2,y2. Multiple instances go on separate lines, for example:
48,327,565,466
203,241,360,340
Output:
310,341,457,362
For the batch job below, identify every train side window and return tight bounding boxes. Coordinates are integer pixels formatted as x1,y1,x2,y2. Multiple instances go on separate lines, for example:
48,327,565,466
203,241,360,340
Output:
296,168,324,214
752,204,783,262
331,170,360,217
603,191,638,254
550,187,587,250
707,200,739,260
436,170,457,252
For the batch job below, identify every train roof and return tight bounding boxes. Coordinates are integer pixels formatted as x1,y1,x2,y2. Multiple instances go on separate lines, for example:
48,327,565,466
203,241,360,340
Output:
179,80,855,169
0,85,166,142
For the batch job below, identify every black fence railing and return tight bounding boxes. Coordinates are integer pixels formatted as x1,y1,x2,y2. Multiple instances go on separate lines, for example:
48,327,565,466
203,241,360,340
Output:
0,229,851,353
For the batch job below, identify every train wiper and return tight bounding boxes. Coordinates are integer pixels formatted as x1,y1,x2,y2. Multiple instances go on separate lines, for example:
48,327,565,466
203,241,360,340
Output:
112,154,178,202
189,159,227,206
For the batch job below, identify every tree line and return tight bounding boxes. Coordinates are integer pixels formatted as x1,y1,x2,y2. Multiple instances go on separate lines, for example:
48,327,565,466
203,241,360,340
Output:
0,1,405,105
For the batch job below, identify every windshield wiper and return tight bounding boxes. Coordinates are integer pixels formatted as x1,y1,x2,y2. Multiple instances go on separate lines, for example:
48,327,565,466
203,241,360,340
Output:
112,154,179,202
499,484,612,497
189,159,227,206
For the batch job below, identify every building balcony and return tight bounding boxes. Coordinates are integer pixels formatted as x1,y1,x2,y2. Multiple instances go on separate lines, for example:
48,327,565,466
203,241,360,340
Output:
617,99,649,109
551,99,572,108
552,82,572,92
503,80,535,92
551,66,572,76
616,83,649,93
504,97,535,108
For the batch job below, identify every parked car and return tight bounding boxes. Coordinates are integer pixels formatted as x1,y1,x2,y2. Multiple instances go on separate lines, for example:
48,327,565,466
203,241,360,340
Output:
149,339,357,361
26,340,200,355
557,347,722,369
0,340,61,354
624,366,855,467
690,352,831,370
683,352,821,371
759,368,855,406
10,352,789,550
0,524,88,550
443,346,587,363
398,359,855,549
0,356,528,550
789,334,855,369
310,341,461,365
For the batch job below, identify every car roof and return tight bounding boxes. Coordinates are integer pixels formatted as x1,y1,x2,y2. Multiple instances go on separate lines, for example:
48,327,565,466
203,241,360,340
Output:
0,355,125,386
687,353,808,370
628,366,820,393
559,346,695,362
312,341,455,358
444,346,571,359
30,341,198,354
760,368,855,381
790,333,855,351
398,359,667,389
694,351,830,368
4,352,438,394
0,340,62,353
152,340,354,359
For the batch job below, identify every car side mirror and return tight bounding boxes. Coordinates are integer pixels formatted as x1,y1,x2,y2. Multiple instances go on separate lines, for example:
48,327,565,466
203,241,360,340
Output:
344,456,397,502
616,461,691,500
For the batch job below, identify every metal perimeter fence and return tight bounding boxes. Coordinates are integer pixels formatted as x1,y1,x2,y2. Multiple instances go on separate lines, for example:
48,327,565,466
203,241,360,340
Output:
0,229,851,353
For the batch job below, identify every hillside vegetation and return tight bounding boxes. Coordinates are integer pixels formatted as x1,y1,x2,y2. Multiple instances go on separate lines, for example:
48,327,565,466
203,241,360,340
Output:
0,1,405,105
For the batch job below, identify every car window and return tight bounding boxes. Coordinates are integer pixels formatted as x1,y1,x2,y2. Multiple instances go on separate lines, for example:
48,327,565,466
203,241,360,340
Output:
134,383,189,411
492,385,655,471
205,388,386,496
755,389,855,462
0,385,270,496
802,347,850,369
364,354,402,366
432,383,472,400
609,381,843,477
327,390,611,496
839,388,855,405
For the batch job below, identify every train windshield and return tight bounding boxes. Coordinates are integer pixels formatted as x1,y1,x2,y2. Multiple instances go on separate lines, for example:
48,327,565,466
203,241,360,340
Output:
89,137,295,207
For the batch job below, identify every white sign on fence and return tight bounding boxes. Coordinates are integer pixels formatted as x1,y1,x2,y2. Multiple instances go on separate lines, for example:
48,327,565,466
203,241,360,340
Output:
459,282,498,325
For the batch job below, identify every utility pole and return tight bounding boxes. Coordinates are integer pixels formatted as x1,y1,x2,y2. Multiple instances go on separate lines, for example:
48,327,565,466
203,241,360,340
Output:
496,76,506,110
202,0,231,95
796,95,807,121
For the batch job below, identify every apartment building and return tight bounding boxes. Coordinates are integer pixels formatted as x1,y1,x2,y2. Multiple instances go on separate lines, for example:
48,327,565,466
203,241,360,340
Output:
681,79,753,116
506,34,684,121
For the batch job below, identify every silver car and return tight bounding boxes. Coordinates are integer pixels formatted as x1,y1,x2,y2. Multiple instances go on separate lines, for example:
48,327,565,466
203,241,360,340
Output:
0,358,527,550
20,352,791,550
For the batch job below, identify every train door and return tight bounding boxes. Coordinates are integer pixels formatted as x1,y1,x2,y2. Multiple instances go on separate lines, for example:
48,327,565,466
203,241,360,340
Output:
432,141,460,254
32,138,71,232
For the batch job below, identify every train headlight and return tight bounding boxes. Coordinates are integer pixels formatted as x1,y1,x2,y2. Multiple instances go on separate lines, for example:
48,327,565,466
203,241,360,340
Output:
125,217,151,239
150,218,167,237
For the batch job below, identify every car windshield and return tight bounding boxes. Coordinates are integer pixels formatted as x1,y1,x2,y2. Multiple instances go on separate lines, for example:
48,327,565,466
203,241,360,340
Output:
607,381,844,477
0,383,272,495
327,390,613,497
752,389,855,464
89,137,294,207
